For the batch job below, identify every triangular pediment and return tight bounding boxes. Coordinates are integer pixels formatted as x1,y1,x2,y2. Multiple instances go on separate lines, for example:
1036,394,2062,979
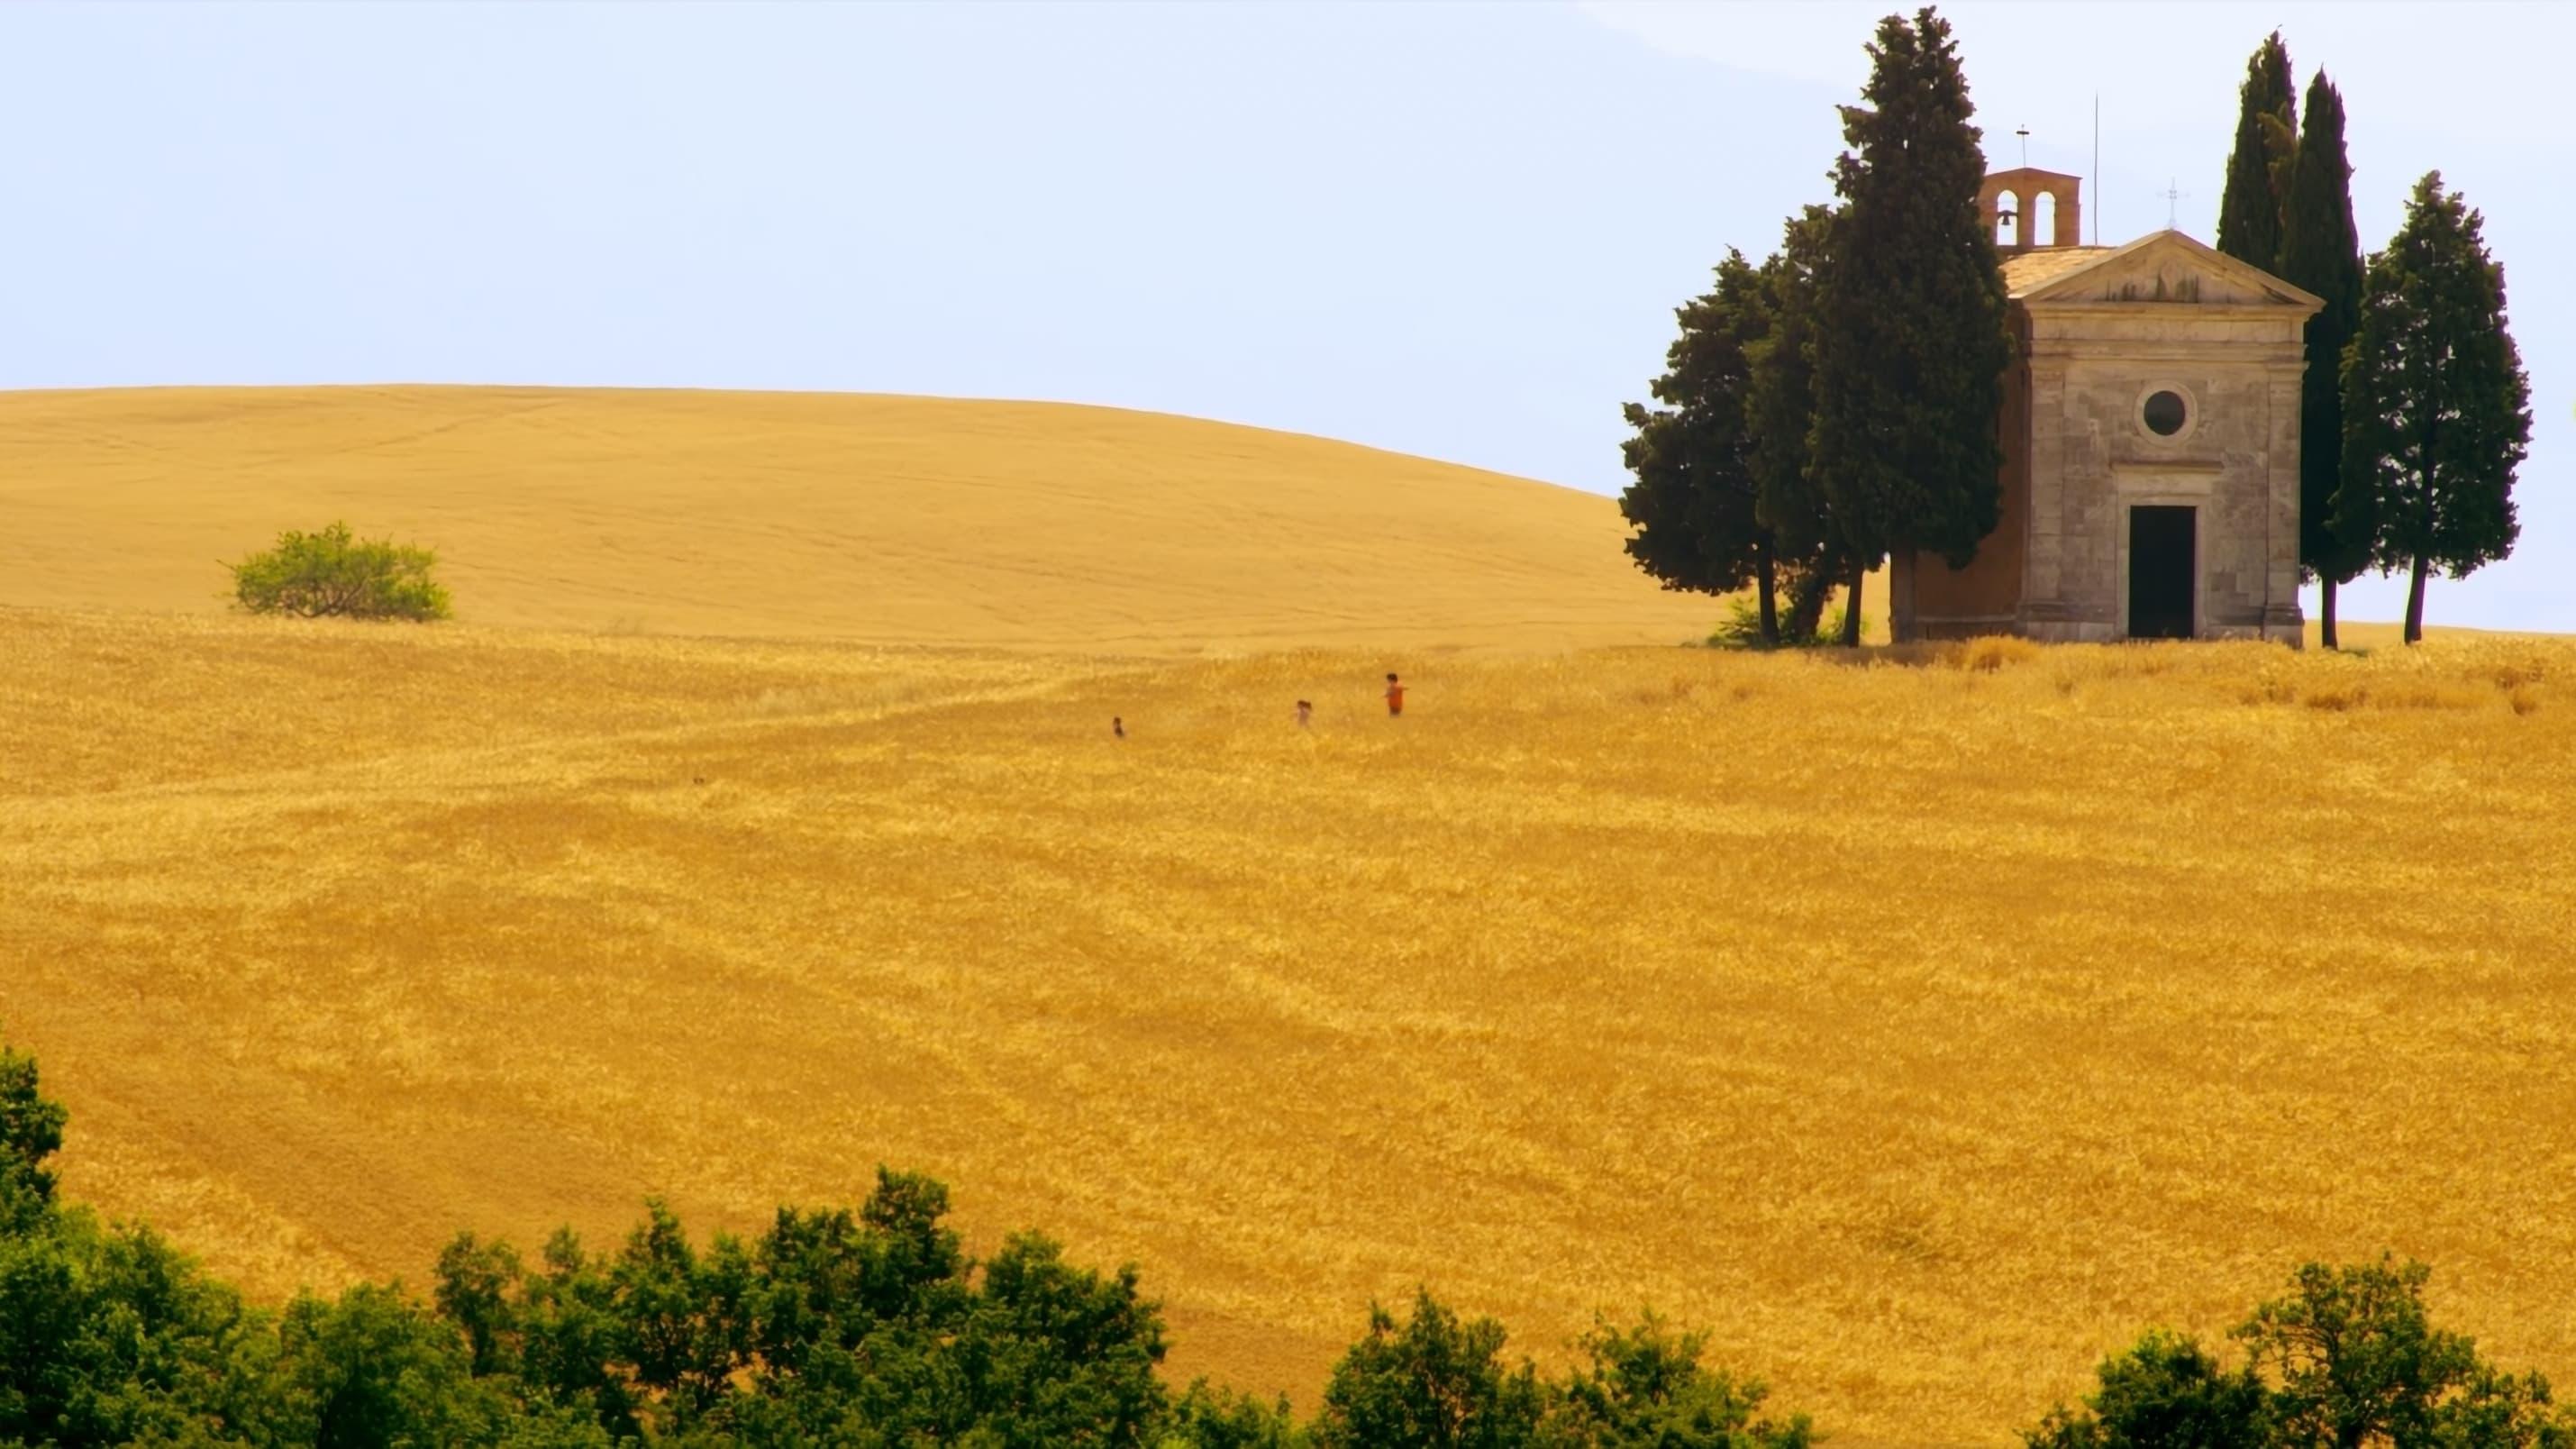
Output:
2007,230,2323,311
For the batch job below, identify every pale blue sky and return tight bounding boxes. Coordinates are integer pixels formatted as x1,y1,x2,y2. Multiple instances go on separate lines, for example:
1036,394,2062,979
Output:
2,1,2564,629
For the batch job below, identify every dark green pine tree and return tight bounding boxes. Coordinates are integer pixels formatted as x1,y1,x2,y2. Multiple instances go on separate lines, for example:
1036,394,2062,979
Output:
1746,205,1855,644
2342,172,2534,644
2215,31,2296,268
1807,6,2011,644
2275,72,2369,649
1618,249,1785,644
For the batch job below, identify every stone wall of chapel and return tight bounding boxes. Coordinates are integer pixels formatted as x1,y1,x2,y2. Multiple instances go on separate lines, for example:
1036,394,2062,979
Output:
2020,307,2306,642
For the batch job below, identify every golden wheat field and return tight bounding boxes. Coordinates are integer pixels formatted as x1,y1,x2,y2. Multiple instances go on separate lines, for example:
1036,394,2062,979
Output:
6,600,2576,1446
0,385,1734,652
5,386,2572,1444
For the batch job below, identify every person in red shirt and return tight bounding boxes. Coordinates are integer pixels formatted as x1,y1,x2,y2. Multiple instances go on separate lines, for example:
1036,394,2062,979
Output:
1384,672,1405,717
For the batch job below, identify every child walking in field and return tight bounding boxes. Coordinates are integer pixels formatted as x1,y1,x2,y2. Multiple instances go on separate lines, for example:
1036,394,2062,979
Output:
1296,700,1312,728
1384,673,1405,717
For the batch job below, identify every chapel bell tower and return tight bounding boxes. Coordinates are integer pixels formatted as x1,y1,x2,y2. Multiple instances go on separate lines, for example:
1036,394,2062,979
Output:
1979,168,2083,251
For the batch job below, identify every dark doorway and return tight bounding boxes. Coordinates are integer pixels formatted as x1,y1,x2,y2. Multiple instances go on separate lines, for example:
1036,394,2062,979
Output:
2127,506,2197,639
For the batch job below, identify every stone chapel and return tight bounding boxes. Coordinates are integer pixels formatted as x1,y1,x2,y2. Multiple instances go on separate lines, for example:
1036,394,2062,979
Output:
1887,167,2324,645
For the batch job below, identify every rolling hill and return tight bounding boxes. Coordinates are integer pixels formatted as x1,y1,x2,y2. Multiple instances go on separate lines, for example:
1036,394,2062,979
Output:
0,385,1756,651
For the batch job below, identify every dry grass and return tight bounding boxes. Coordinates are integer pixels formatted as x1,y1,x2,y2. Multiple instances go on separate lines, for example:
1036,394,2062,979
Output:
1945,634,2044,673
0,385,1752,652
7,606,2575,1446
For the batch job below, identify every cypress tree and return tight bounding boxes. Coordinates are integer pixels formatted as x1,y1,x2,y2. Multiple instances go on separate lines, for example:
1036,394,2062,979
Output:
2275,72,2368,648
2341,172,2533,644
1807,6,2011,644
2215,32,2296,267
1746,205,1854,643
1619,250,1784,643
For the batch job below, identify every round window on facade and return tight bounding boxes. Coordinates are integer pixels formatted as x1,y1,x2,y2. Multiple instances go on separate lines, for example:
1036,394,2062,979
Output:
2142,389,2189,437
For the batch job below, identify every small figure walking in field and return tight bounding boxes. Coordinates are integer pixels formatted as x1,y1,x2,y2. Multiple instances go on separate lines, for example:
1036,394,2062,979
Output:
1384,672,1405,717
1296,699,1312,728
1113,715,1125,739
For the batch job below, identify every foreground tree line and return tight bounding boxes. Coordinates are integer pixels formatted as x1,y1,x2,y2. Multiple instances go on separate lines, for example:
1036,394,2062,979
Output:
2,1034,1810,1447
1623,8,2531,649
7,1035,2572,1447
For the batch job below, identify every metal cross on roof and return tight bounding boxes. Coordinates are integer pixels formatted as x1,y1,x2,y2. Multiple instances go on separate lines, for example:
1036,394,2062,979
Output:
2160,178,2191,230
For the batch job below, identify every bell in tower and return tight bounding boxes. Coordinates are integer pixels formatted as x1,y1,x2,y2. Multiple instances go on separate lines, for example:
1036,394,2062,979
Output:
1979,168,2083,251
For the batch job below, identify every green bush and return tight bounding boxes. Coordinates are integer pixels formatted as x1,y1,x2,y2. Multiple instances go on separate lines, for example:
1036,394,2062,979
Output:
2025,1260,2576,1449
1160,1381,1310,1448
0,1037,67,1234
1707,594,1848,651
225,521,451,621
1553,1311,1812,1448
1310,1290,1551,1448
2020,1330,2268,1448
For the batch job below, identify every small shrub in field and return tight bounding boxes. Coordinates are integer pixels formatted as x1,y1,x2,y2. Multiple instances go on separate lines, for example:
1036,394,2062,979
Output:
2509,685,2540,715
226,522,451,621
1707,597,1843,651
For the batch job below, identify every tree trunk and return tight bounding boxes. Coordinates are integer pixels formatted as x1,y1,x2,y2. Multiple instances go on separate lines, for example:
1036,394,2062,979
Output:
2404,554,2428,644
2320,576,2340,651
1839,554,1865,647
1784,559,1833,642
1755,547,1780,648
